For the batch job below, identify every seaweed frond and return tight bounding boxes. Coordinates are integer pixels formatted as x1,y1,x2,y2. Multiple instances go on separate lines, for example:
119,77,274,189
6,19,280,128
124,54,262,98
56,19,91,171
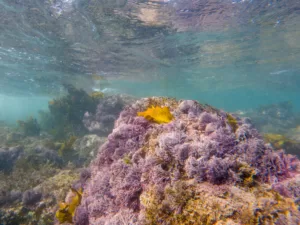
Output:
138,106,173,124
227,114,238,133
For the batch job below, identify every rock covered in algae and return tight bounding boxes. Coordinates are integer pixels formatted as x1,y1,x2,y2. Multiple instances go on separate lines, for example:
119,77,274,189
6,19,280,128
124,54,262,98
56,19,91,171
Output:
82,94,136,136
76,97,300,225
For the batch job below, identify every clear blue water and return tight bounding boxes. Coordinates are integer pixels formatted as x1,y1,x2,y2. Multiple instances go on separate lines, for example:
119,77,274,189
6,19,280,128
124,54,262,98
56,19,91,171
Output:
0,0,300,123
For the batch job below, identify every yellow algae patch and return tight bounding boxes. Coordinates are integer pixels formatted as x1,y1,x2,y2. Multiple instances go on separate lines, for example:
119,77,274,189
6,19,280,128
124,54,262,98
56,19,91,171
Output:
55,187,83,224
90,91,104,99
227,114,238,133
138,106,173,124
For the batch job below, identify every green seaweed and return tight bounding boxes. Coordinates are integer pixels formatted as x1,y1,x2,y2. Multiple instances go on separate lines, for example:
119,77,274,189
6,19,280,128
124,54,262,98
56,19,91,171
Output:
58,136,77,161
17,117,41,136
227,114,238,133
123,155,132,165
39,84,99,140
90,91,104,99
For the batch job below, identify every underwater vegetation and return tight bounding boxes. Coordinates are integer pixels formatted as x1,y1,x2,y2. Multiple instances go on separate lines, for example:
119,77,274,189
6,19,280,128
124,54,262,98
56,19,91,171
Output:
55,187,83,224
76,97,300,225
0,78,142,225
58,136,77,161
237,101,300,156
242,101,300,134
263,133,300,156
90,91,105,99
17,117,41,136
226,113,238,133
0,131,83,225
0,157,58,193
39,84,101,140
0,116,88,224
0,169,81,225
0,89,123,225
82,94,136,136
263,133,297,149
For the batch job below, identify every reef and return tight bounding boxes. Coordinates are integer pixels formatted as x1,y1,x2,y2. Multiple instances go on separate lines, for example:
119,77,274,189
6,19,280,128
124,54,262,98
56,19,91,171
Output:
0,129,97,225
76,97,300,225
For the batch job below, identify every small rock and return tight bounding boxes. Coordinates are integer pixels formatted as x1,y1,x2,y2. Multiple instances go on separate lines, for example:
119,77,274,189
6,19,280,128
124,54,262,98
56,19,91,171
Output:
22,190,42,206
0,146,23,172
6,132,24,142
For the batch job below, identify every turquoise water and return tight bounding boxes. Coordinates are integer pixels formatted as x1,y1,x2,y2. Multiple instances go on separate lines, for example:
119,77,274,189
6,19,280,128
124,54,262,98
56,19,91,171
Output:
0,94,50,124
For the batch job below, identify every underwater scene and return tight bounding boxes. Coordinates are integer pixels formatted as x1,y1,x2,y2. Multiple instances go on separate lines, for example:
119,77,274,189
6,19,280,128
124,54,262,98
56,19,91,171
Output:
0,0,300,224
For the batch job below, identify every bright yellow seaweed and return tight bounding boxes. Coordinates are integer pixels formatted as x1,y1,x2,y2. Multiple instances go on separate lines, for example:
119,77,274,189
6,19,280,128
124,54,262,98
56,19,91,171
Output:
138,106,173,124
55,187,83,224
56,202,73,224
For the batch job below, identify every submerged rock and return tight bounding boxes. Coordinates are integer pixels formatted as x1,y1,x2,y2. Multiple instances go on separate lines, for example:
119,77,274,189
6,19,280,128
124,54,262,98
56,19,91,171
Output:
0,190,22,206
0,146,23,172
77,97,300,225
22,189,42,206
6,132,25,143
82,94,136,136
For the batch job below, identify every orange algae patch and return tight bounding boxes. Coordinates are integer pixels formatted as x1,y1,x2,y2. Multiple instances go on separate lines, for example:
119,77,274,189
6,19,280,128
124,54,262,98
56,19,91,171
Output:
138,106,173,124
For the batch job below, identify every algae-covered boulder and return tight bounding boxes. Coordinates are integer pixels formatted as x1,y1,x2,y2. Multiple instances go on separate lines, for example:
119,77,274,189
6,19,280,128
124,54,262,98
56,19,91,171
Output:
82,94,136,136
76,97,300,225
0,146,23,172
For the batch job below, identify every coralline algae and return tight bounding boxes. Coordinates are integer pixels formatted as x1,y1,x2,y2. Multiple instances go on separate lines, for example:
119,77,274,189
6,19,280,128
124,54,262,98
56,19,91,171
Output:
76,97,300,225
